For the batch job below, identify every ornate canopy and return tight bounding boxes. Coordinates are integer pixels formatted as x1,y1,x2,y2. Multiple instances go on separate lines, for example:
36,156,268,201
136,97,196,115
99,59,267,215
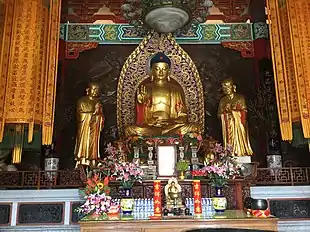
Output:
117,31,205,136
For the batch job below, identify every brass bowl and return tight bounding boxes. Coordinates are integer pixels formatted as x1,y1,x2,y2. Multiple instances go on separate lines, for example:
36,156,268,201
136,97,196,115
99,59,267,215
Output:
168,192,179,200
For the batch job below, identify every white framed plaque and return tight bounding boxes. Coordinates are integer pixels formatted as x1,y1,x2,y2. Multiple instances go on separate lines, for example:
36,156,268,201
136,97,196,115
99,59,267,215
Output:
157,145,176,177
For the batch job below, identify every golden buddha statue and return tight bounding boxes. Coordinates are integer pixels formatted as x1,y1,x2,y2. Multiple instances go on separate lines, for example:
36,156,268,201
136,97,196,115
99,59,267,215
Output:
125,52,201,137
164,178,184,210
74,83,105,167
218,78,253,156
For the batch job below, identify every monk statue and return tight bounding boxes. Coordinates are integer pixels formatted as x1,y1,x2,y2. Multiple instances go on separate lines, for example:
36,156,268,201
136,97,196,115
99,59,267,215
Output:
218,78,253,156
74,83,105,167
125,52,201,137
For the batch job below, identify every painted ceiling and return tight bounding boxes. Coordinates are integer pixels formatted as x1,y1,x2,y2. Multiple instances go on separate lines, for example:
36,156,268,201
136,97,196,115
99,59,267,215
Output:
61,0,252,23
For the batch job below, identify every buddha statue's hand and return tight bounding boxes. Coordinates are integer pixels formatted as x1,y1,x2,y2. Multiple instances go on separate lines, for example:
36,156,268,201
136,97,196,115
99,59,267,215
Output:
137,85,147,104
147,117,162,127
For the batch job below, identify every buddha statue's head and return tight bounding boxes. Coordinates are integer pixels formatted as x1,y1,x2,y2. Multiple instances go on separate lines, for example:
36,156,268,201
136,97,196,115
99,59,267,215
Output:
87,82,100,98
150,52,171,84
221,78,236,96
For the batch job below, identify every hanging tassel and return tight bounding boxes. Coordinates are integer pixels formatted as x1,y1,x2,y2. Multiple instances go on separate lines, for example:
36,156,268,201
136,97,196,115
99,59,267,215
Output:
28,121,34,143
12,144,22,164
12,124,24,164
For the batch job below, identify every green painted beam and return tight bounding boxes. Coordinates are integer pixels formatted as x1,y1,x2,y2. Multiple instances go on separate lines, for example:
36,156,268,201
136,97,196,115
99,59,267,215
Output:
60,23,254,44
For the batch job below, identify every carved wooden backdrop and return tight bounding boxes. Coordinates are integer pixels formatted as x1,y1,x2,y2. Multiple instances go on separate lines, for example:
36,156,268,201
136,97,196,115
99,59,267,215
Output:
55,44,256,168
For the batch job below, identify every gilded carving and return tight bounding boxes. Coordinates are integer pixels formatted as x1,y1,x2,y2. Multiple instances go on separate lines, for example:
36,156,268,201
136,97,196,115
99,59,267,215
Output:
222,41,254,58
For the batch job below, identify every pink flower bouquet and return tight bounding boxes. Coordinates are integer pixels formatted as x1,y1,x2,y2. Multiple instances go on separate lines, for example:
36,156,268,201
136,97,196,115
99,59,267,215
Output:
202,143,240,187
112,161,144,188
77,193,112,217
98,143,120,177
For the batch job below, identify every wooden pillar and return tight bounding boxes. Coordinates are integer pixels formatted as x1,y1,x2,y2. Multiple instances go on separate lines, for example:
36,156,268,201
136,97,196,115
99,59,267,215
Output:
235,182,243,210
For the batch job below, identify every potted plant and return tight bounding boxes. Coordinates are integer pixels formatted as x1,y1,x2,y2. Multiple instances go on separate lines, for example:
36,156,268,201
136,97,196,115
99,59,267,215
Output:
176,160,189,180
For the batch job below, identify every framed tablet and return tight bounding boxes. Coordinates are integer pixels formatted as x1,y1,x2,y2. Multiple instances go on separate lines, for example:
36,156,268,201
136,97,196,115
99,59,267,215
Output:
157,145,176,177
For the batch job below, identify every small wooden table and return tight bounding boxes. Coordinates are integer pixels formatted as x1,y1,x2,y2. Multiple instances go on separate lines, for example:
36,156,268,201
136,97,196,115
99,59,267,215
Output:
79,210,278,232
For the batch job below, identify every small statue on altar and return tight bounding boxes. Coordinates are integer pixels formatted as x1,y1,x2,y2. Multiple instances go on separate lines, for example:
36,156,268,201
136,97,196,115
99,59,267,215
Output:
74,83,105,167
218,78,253,156
164,178,184,210
200,136,218,163
115,140,127,162
125,52,201,137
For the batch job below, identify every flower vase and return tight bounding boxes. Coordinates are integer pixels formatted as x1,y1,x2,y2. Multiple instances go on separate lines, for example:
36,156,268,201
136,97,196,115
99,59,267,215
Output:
120,188,134,216
212,186,227,213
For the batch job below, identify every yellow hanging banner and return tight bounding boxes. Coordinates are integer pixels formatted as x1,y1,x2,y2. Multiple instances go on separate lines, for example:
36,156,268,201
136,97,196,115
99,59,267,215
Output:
266,0,310,140
42,0,61,145
277,0,300,123
266,0,293,140
287,0,310,138
0,0,61,162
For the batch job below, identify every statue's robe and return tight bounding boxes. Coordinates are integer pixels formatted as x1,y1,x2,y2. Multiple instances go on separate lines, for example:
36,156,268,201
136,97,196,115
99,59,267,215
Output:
74,96,104,166
218,94,253,156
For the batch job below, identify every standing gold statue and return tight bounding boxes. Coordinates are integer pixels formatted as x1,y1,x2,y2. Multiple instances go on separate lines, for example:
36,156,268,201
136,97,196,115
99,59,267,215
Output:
74,83,105,167
125,52,200,137
218,79,253,156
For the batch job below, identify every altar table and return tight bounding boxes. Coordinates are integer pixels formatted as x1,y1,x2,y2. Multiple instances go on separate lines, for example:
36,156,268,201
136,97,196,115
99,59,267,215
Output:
79,210,278,232
108,179,249,210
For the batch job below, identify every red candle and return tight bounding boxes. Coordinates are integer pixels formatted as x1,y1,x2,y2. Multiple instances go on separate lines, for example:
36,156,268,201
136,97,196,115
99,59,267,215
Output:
193,180,202,217
153,180,162,217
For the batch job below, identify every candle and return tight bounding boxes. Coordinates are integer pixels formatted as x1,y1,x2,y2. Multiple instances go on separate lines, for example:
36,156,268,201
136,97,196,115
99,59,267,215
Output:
153,180,162,217
193,180,202,217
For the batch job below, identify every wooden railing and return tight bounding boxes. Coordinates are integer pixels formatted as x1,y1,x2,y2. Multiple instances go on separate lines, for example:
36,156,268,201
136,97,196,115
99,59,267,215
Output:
0,167,309,189
255,167,310,186
0,169,85,189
